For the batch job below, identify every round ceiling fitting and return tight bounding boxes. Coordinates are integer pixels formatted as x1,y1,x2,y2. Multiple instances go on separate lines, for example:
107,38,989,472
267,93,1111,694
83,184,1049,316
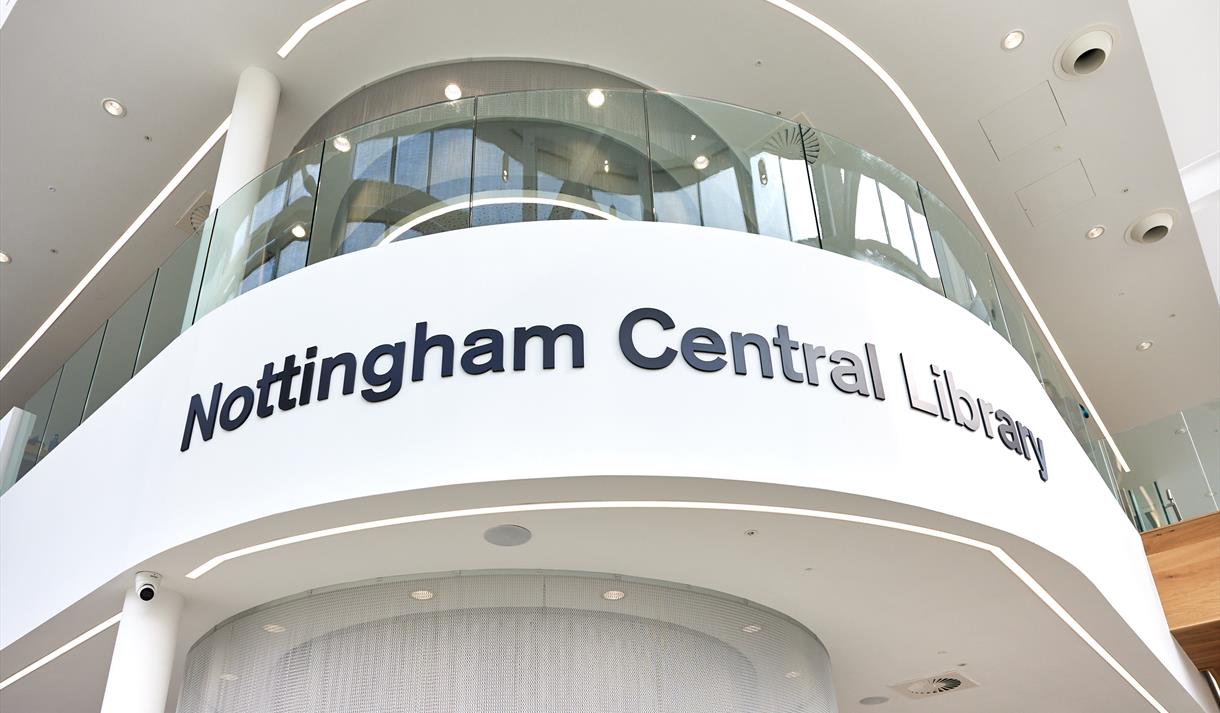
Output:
1126,211,1174,245
1057,28,1115,78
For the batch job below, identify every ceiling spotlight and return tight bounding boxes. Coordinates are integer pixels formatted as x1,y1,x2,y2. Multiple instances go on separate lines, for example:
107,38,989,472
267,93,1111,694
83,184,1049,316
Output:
331,136,351,153
860,696,889,705
784,671,801,679
1174,427,1187,435
1136,340,1153,351
604,159,610,173
101,98,127,117
409,590,434,601
692,155,710,170
1086,225,1106,239
291,224,308,239
587,88,606,108
262,623,286,633
741,624,762,633
601,590,626,601
690,134,697,141
0,252,10,264
444,83,463,101
219,673,239,682
1001,30,1025,50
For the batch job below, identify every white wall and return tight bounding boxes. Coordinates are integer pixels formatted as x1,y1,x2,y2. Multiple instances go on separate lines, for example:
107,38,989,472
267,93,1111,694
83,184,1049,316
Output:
0,221,1205,705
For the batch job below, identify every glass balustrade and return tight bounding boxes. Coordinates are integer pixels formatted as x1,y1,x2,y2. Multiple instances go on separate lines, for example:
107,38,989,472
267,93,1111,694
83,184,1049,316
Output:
2,88,1153,517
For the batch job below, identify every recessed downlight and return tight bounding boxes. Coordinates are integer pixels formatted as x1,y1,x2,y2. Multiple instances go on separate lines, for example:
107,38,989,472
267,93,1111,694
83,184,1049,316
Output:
444,83,462,101
291,224,308,239
1086,225,1105,239
860,696,889,705
101,98,127,117
219,673,239,682
741,624,762,633
409,590,434,601
1001,30,1024,50
784,671,801,679
1136,340,1153,351
601,590,626,601
262,623,286,633
331,136,351,153
693,155,710,170
0,252,10,264
587,88,606,108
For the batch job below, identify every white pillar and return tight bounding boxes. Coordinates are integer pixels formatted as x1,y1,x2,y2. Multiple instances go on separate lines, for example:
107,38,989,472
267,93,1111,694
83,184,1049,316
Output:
99,573,184,713
212,66,281,206
184,66,281,326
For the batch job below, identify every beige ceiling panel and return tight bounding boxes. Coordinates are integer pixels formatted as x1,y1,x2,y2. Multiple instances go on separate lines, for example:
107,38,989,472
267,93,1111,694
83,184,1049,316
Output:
979,81,1066,160
1015,159,1096,225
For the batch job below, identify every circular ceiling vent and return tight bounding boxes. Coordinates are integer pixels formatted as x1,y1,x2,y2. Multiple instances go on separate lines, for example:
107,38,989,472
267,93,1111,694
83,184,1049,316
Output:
764,125,820,164
1056,27,1115,78
906,676,962,695
1126,211,1174,245
890,670,978,699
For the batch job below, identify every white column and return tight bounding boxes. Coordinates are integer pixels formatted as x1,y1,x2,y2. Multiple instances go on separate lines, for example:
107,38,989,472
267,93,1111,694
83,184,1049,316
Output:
183,66,281,326
0,407,36,493
212,66,281,206
99,574,184,713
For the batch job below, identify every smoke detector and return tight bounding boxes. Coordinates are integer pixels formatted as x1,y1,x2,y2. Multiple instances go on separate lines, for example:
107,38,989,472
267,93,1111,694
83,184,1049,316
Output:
890,670,978,699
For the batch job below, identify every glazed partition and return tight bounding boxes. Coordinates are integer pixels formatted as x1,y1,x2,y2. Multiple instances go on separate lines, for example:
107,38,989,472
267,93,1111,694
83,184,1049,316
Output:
5,89,1153,524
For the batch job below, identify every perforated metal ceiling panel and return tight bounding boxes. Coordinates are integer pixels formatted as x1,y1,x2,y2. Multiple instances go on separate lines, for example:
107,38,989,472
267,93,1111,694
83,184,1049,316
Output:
176,571,837,713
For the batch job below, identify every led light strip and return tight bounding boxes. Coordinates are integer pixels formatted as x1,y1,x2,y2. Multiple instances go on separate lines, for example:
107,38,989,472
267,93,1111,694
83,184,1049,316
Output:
375,196,621,247
179,500,1167,712
273,0,1127,471
0,116,232,384
0,613,120,690
276,0,371,58
760,0,1129,472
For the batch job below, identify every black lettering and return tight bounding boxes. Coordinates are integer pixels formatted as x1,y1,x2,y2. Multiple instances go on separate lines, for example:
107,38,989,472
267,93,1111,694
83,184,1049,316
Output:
619,308,676,370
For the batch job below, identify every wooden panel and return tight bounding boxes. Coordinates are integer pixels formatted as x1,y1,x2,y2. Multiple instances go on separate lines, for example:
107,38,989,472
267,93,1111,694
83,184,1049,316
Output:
1142,512,1220,675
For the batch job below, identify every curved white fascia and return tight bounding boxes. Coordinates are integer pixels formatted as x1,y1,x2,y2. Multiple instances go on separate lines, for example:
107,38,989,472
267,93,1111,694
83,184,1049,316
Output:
0,222,1184,702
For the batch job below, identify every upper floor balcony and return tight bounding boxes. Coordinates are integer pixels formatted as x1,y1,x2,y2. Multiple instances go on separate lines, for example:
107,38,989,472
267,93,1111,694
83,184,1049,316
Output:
2,87,1182,527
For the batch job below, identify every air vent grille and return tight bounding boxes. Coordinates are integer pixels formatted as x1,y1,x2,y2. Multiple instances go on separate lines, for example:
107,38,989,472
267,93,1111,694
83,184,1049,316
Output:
890,670,978,699
762,125,820,164
176,191,212,234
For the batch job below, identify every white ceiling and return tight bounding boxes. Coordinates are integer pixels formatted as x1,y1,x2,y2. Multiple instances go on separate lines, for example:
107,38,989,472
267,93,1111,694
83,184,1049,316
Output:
0,0,1216,435
0,477,1196,712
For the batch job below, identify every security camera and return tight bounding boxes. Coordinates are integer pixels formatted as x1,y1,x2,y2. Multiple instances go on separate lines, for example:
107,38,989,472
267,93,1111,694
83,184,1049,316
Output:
135,571,161,602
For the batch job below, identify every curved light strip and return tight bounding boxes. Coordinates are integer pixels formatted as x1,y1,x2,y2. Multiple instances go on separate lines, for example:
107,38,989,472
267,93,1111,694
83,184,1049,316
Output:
183,499,1167,712
0,612,120,690
376,196,621,247
0,116,232,384
272,0,1126,471
760,0,1128,472
276,0,372,58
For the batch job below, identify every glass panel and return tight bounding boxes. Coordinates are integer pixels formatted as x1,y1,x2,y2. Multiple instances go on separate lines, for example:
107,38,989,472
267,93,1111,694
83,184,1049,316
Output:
138,227,206,371
37,326,105,459
83,274,156,418
14,370,61,480
808,132,941,292
1117,399,1220,529
646,93,817,242
990,264,1041,377
918,185,1006,336
310,99,475,259
196,145,322,319
471,89,650,227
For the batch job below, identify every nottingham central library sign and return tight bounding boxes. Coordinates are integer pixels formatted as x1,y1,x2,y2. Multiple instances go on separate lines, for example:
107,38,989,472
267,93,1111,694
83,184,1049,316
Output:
180,307,1048,482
